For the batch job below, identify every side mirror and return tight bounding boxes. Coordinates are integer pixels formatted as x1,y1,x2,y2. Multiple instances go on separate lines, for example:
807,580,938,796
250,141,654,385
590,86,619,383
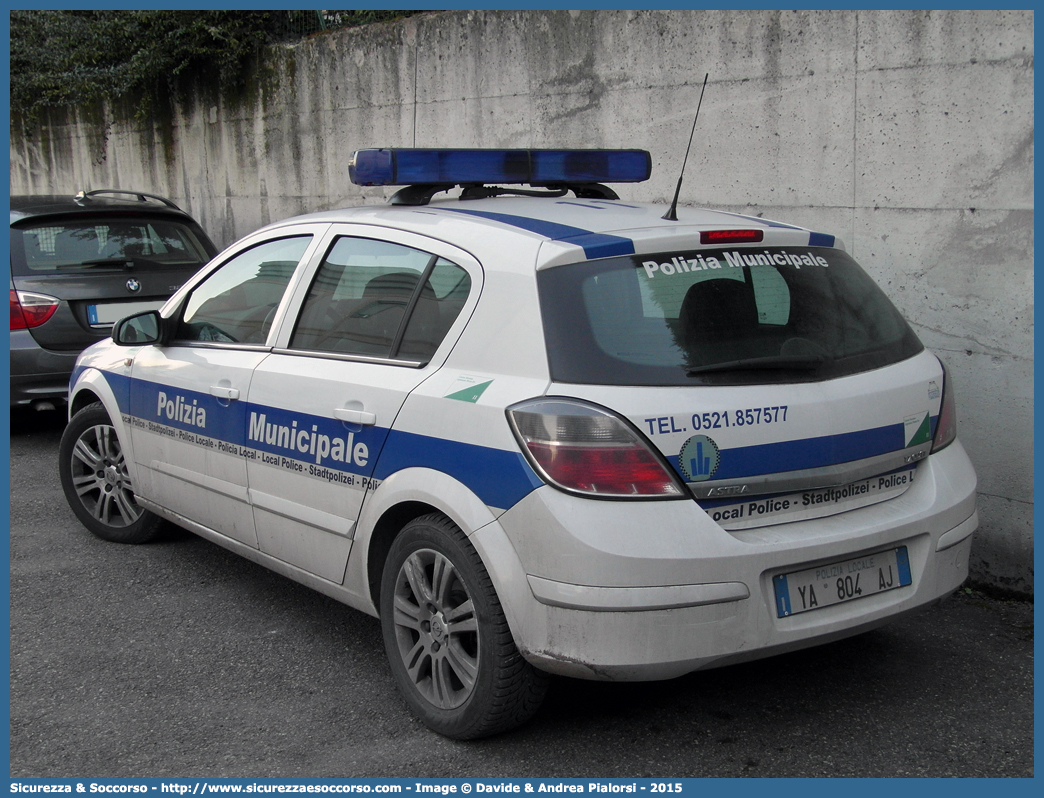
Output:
113,310,163,346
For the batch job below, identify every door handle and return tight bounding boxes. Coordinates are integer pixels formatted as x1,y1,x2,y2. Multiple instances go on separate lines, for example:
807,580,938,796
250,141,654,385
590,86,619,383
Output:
334,407,377,425
209,386,241,401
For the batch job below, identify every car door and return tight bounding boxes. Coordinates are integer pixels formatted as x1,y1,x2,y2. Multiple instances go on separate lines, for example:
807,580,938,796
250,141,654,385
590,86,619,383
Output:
127,231,324,547
243,227,478,582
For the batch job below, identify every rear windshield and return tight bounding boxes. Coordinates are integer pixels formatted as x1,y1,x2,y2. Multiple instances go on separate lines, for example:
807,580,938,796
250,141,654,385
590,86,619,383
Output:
538,246,923,385
10,216,213,275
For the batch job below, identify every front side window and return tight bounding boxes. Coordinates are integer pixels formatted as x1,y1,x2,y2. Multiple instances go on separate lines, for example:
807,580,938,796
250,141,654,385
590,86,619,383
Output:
289,237,471,363
539,246,924,385
176,236,312,344
10,217,212,274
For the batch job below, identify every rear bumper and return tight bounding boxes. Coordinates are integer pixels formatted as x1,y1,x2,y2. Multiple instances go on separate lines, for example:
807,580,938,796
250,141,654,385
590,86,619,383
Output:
10,329,81,405
476,441,977,681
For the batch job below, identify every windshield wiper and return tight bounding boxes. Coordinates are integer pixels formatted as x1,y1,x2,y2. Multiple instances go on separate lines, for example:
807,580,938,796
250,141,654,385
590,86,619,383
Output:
686,354,827,375
81,259,136,267
58,258,136,269
65,257,168,269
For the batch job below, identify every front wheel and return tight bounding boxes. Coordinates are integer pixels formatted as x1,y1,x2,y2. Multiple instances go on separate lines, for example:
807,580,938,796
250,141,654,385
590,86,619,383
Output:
380,513,548,739
59,402,163,544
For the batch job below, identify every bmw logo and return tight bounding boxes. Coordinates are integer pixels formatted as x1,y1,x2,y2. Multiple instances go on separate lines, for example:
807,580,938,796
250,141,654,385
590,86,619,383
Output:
126,278,141,294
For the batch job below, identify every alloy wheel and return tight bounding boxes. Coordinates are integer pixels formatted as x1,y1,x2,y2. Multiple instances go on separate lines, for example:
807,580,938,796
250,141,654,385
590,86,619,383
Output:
391,547,480,710
68,423,143,529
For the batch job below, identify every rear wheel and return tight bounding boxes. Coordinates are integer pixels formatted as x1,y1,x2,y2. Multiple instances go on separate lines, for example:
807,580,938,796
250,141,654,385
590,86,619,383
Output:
380,513,548,739
59,402,163,544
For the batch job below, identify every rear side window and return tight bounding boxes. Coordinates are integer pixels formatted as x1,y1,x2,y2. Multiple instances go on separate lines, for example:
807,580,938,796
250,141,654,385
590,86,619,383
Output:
10,217,212,274
289,237,471,363
539,247,923,385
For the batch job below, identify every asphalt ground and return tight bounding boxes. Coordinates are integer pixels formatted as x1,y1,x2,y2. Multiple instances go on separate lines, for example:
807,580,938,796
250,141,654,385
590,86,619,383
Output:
9,407,1035,778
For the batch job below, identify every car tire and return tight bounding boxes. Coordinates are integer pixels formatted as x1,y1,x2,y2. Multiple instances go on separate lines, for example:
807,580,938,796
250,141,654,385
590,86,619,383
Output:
380,513,548,739
59,402,163,544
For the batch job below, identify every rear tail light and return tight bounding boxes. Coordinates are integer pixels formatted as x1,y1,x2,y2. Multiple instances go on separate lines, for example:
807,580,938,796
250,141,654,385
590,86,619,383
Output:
507,398,685,499
932,359,958,452
11,290,59,330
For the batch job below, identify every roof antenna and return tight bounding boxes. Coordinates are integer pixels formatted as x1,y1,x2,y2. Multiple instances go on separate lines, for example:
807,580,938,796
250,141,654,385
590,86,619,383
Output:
663,73,709,222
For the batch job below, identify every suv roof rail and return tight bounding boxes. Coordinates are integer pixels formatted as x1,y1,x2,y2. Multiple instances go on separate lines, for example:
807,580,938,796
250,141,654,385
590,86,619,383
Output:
74,189,182,210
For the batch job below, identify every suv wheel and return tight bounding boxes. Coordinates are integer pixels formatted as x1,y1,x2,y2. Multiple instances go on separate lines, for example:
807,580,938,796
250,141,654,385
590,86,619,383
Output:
59,402,162,544
380,513,548,739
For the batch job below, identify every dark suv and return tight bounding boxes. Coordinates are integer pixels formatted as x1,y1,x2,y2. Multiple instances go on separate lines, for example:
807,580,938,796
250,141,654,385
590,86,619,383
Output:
10,190,218,409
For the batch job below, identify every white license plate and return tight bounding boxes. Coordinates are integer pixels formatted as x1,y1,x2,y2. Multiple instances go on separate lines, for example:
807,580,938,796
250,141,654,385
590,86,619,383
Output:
87,300,164,327
773,546,912,617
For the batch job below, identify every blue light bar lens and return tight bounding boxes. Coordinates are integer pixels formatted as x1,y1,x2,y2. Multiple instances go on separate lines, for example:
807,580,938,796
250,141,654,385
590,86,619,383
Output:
350,149,394,185
349,149,651,187
530,150,650,183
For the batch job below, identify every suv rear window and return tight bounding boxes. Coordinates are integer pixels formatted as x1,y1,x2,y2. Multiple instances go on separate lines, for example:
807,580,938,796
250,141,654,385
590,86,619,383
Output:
538,246,923,385
10,216,212,275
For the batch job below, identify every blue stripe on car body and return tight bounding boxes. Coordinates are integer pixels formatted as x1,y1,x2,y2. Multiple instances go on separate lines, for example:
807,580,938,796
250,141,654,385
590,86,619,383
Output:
69,364,89,397
374,429,545,511
808,232,837,247
84,370,927,513
444,208,636,258
92,371,543,511
673,419,937,483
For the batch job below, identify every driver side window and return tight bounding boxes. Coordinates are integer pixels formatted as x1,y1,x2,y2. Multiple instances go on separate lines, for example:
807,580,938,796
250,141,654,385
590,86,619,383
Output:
175,236,312,344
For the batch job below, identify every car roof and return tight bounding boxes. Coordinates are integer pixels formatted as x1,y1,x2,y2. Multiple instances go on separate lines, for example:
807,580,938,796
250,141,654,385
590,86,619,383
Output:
9,193,196,224
271,196,808,235
252,195,830,269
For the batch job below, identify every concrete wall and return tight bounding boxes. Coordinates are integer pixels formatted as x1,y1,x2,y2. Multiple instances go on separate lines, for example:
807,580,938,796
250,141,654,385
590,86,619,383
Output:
10,9,1034,594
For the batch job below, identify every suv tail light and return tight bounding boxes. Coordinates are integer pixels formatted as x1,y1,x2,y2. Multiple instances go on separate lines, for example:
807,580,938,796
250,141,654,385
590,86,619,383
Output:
11,290,59,330
932,359,958,452
507,398,685,499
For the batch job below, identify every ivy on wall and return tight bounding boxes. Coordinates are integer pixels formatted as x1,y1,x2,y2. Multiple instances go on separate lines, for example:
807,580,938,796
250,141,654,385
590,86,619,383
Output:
10,10,421,121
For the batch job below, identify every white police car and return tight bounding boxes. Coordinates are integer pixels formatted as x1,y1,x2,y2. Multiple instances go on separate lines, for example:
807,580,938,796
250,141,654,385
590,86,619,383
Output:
60,149,978,739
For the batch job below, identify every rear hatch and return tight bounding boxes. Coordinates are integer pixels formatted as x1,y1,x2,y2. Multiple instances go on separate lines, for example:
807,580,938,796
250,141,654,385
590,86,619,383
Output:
537,237,941,529
10,212,214,351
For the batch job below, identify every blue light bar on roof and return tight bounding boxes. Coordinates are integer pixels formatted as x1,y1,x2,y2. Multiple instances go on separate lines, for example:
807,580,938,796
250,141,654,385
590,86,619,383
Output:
349,148,652,187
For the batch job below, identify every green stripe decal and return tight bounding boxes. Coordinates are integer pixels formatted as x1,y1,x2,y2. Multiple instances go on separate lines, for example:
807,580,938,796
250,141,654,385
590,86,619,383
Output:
906,412,932,447
445,380,493,403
